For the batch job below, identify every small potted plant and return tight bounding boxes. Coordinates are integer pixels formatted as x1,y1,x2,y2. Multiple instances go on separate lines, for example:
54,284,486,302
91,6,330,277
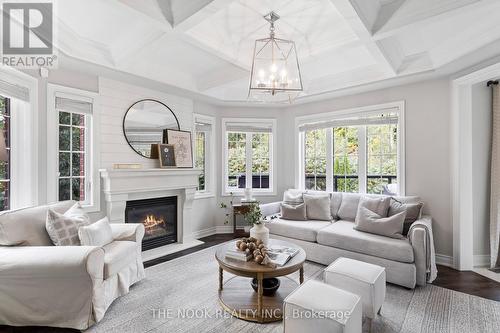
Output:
244,202,269,245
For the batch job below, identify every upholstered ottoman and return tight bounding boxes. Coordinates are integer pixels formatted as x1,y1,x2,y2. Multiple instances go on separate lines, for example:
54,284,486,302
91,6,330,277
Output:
325,257,386,331
283,279,362,333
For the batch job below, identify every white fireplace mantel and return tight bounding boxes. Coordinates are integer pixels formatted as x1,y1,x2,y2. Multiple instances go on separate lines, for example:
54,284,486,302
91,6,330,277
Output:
100,168,202,246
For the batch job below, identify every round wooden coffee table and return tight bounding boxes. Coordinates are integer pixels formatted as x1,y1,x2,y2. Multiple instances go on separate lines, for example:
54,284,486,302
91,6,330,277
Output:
215,239,306,323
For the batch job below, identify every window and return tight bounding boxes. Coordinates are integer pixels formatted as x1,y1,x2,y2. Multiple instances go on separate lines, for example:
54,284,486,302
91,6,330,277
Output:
304,129,326,190
333,127,359,193
47,85,99,211
194,114,215,197
298,102,404,195
367,124,398,194
57,102,90,202
0,96,10,211
223,118,276,195
195,131,206,191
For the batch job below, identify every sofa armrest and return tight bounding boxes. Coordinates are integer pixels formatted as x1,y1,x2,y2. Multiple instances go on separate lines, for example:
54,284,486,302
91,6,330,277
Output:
408,216,431,286
110,223,145,243
0,246,104,329
260,201,282,217
0,246,104,279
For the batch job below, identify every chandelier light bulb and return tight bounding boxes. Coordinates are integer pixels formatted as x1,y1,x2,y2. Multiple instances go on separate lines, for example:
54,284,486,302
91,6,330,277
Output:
270,63,277,73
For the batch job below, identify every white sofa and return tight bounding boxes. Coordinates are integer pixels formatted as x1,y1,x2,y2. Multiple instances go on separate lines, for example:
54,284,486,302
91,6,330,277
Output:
261,191,431,289
0,201,145,330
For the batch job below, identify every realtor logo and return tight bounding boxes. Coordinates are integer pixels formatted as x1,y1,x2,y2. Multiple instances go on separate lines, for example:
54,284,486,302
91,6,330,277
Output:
1,1,57,68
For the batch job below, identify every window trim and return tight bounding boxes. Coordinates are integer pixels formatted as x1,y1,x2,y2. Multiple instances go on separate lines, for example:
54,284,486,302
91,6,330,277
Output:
193,113,215,199
295,101,405,195
222,117,277,197
0,67,38,210
47,84,100,212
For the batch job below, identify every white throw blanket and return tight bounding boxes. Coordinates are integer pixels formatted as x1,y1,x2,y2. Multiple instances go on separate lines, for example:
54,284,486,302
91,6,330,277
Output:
408,216,438,283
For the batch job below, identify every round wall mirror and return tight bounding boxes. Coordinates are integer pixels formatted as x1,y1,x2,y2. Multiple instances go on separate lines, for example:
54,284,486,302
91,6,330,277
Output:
123,99,180,158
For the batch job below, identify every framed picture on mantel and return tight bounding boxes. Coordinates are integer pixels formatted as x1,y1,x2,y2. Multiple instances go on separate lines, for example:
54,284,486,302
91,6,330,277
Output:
157,144,176,168
165,129,193,168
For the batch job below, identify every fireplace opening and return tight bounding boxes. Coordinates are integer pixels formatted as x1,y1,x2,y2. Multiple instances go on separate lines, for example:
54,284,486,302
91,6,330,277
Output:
125,196,177,251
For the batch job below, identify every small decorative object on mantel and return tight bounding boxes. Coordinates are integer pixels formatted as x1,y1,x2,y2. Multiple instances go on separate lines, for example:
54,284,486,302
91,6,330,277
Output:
244,202,270,245
112,163,142,169
165,129,193,168
157,144,176,168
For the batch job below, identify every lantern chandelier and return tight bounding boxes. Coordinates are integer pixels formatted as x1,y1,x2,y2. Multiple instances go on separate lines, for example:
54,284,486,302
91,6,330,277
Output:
248,11,303,103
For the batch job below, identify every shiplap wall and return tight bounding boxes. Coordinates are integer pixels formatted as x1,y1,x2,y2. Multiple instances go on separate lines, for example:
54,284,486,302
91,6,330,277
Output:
98,77,193,169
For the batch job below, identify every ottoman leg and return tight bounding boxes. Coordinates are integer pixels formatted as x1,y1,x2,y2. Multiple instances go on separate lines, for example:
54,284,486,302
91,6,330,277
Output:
378,307,382,315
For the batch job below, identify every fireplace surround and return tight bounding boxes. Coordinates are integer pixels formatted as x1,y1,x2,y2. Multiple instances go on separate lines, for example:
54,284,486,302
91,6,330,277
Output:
125,196,177,250
100,168,202,259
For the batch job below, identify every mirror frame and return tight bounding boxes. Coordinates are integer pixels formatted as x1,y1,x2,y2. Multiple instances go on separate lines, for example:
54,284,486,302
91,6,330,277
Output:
122,99,180,159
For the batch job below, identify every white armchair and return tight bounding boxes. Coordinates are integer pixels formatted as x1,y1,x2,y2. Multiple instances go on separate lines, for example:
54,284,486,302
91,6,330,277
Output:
0,201,145,330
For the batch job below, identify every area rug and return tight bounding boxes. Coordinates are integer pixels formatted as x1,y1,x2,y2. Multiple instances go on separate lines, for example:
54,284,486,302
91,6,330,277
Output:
86,244,500,333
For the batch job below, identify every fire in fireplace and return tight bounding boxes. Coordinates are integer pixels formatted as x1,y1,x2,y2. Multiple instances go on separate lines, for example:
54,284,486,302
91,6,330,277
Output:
125,196,177,250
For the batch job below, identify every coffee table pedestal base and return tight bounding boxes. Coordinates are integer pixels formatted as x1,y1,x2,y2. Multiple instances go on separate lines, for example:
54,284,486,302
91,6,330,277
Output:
218,276,298,323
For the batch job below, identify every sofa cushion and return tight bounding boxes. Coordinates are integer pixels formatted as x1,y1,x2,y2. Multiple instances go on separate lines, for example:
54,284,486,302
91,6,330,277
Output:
317,220,414,263
303,193,332,221
102,241,137,279
266,219,331,242
354,207,406,239
46,203,91,246
330,192,342,219
337,193,362,221
0,201,76,246
357,196,391,217
388,198,424,236
79,217,114,246
283,189,305,205
281,203,307,220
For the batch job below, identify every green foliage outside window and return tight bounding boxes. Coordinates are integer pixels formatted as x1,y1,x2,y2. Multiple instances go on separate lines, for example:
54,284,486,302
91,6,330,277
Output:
304,123,398,194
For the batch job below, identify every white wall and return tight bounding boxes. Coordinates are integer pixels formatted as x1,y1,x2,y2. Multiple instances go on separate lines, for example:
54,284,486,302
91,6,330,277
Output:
285,79,453,257
471,81,492,259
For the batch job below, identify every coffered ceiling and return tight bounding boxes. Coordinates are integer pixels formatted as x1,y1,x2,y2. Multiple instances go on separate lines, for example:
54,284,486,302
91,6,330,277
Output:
52,0,500,103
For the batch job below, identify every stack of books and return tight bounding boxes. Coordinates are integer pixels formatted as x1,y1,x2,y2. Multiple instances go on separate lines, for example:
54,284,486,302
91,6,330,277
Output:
225,248,252,262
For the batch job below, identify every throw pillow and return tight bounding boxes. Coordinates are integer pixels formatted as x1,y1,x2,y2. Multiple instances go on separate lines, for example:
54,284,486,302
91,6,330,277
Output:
78,217,114,247
280,203,307,221
388,198,424,236
45,203,91,246
354,206,406,239
357,196,391,218
283,189,305,206
303,193,332,221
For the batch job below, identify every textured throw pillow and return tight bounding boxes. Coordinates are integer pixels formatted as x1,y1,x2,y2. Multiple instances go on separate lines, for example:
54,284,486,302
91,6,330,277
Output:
388,198,424,236
303,193,332,221
357,196,391,218
283,189,305,206
280,203,307,221
354,206,406,239
45,203,91,246
78,217,114,247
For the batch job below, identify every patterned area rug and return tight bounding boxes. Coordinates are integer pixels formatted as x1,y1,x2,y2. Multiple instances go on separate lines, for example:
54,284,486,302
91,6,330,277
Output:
87,244,500,333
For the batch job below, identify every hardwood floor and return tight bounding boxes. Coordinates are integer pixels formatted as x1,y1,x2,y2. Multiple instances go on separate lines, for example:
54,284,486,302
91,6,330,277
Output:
2,234,499,333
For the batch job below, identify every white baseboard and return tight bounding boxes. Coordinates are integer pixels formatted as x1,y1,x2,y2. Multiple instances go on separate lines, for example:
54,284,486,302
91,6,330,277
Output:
435,253,454,267
189,227,217,240
473,254,491,267
215,225,234,234
189,225,234,240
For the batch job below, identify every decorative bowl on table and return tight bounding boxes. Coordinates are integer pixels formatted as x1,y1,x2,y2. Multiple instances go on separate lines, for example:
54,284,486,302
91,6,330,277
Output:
251,277,280,296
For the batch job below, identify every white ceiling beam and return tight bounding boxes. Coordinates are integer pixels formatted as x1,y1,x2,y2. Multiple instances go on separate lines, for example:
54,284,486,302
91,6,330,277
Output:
372,0,494,40
173,0,236,32
196,65,248,91
329,0,397,76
